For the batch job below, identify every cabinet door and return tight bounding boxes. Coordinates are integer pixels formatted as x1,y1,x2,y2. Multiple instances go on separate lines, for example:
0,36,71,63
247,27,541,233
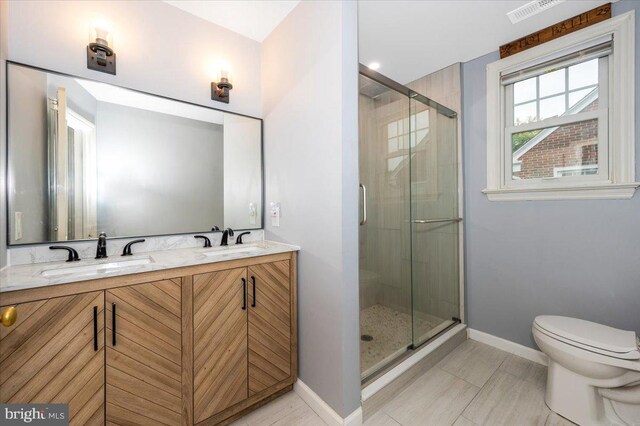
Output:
193,268,248,423
106,279,182,425
248,261,291,395
0,292,105,425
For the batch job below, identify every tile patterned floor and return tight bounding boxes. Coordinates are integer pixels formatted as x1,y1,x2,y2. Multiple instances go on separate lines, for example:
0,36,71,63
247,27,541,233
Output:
233,340,577,426
231,391,326,426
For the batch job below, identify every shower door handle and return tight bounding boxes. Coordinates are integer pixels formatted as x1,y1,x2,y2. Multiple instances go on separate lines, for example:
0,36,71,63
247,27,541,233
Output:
359,183,367,226
411,218,462,224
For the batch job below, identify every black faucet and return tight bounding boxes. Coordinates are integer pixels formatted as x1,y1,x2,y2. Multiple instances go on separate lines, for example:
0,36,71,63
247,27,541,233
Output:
96,232,108,259
194,235,212,248
211,225,221,232
49,246,80,262
220,228,234,246
235,232,250,244
122,239,145,256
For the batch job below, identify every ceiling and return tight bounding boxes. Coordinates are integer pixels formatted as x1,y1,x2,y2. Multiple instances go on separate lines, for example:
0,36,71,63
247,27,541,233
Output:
359,0,613,84
163,0,299,42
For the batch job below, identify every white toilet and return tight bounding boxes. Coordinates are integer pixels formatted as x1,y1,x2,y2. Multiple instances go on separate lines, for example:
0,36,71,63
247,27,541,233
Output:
533,316,640,426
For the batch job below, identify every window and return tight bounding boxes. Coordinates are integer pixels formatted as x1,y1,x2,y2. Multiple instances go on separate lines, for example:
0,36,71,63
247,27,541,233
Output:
484,11,637,201
386,110,429,185
508,56,606,182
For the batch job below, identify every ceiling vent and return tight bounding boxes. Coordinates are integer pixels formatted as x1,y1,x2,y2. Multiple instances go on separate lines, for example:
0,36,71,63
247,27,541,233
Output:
507,0,566,24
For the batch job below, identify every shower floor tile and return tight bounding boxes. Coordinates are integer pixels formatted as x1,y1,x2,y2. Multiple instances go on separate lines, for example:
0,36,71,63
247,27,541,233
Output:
360,304,437,377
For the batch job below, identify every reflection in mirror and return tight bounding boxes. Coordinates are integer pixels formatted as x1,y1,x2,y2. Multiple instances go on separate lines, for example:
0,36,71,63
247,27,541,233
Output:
7,63,263,245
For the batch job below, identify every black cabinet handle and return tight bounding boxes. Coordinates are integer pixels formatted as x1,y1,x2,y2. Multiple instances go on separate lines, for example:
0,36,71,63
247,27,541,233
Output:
251,276,256,307
93,306,98,351
112,303,117,346
241,278,247,310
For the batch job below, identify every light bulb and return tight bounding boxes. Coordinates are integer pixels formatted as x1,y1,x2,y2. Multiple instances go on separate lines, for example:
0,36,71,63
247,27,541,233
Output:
217,67,232,85
91,19,112,47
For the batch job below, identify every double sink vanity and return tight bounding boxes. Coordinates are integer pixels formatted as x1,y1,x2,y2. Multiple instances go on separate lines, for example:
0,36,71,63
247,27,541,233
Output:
0,240,299,425
1,62,298,425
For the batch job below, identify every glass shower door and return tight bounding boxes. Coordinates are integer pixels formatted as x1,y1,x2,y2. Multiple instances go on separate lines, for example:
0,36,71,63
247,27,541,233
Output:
359,74,412,379
409,97,460,347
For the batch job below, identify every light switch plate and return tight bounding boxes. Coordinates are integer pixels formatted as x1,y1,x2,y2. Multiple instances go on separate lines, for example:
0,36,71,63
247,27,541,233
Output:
15,211,23,240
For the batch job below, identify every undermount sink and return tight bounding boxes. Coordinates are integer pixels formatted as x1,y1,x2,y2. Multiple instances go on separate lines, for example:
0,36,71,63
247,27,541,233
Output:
41,257,152,277
203,246,262,257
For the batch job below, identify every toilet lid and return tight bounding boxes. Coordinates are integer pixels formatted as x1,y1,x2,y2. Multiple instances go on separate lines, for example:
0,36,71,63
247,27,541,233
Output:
534,316,640,358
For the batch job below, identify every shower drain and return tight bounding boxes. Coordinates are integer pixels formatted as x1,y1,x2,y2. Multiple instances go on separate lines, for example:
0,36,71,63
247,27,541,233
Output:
361,334,373,342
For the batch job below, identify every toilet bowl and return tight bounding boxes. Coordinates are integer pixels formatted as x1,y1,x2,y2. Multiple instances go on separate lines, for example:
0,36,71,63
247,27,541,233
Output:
532,316,640,426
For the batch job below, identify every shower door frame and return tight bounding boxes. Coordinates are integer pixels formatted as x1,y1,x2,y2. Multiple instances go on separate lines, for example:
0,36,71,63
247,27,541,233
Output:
358,64,466,377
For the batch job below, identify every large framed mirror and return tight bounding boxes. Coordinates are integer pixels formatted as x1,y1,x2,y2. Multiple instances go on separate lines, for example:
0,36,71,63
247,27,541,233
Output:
6,62,263,245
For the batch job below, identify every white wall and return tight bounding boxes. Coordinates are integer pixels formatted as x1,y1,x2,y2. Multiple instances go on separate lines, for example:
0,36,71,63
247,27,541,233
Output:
6,0,261,117
262,1,360,418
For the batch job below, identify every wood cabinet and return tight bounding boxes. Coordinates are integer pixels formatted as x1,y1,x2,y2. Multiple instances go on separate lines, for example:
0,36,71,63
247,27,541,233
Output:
106,279,184,425
193,268,248,422
0,250,297,426
0,291,105,425
247,261,292,396
193,260,295,424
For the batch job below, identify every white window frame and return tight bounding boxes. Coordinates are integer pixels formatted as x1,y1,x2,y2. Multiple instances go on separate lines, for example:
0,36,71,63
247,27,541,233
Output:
484,11,637,201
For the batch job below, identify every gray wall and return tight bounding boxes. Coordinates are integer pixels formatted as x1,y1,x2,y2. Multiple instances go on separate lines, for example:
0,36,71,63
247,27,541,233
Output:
7,66,49,244
463,1,640,349
96,102,224,237
262,0,360,418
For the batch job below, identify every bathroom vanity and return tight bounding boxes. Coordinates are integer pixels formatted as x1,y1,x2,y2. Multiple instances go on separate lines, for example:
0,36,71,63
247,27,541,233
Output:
0,61,297,425
0,242,299,425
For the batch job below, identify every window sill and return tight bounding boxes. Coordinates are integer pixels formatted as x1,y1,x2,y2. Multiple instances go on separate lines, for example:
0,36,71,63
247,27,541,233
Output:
482,183,639,201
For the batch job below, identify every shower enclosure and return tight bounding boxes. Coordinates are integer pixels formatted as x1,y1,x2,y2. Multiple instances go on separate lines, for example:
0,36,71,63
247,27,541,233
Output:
359,66,461,380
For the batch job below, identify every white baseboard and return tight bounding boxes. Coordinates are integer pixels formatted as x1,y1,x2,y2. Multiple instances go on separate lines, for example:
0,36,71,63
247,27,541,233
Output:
343,406,364,426
468,328,548,366
294,380,363,426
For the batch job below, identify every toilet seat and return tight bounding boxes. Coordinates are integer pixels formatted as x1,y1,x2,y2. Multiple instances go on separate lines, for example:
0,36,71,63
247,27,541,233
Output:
534,316,640,361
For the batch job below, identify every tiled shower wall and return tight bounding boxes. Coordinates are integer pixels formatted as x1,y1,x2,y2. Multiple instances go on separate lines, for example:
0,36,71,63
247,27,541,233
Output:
359,63,462,324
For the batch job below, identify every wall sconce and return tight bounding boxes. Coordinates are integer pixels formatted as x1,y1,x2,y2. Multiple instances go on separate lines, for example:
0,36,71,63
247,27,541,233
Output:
87,21,116,75
211,69,233,103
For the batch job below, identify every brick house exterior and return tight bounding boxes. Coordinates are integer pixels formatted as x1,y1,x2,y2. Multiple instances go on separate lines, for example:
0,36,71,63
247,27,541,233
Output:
514,98,599,179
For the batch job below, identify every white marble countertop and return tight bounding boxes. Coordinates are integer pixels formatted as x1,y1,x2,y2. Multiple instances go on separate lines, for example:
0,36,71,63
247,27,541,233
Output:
0,241,299,294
